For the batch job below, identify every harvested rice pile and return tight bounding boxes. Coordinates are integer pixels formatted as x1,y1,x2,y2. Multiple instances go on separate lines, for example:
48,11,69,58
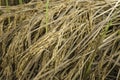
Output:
0,0,120,80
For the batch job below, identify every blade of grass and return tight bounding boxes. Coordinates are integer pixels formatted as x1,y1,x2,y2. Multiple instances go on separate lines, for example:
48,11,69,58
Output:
0,0,2,6
19,0,23,5
45,0,49,33
5,0,10,24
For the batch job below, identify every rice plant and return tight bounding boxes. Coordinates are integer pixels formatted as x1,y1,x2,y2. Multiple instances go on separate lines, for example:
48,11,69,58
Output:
0,0,120,80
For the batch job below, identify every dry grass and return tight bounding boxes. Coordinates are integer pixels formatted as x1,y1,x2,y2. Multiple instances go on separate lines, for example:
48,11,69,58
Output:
0,0,120,80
